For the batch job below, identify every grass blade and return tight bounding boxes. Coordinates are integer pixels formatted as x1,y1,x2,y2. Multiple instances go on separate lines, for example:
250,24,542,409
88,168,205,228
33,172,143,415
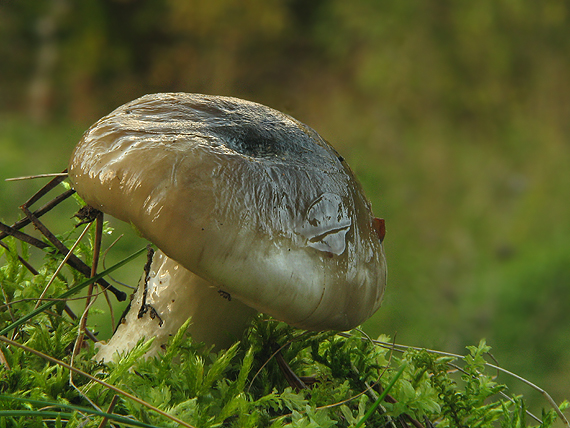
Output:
0,409,160,428
355,364,407,428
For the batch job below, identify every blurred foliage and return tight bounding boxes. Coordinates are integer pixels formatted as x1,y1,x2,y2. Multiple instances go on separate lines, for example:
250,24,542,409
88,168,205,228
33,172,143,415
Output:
1,0,569,419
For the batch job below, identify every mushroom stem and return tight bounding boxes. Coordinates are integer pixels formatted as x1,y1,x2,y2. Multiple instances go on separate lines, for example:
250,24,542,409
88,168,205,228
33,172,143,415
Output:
95,250,256,361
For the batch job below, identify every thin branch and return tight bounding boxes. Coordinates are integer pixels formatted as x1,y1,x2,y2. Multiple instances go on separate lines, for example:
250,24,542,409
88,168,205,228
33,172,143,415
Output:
34,223,92,310
5,173,69,181
63,305,98,342
485,361,568,426
2,174,126,301
0,189,75,242
22,168,68,208
247,330,314,394
101,234,136,290
0,221,126,301
0,221,50,250
98,395,120,428
6,208,126,301
0,348,9,370
275,350,307,391
70,297,102,412
76,211,104,353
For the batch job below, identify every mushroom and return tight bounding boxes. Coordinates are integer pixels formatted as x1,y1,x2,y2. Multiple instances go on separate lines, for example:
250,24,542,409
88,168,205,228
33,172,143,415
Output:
68,93,387,360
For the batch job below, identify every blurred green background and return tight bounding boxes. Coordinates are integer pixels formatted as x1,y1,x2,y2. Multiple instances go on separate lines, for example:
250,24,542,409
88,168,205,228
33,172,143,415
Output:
1,0,569,415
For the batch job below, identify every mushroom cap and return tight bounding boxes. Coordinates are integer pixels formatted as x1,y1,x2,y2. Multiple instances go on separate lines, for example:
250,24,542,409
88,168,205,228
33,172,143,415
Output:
69,93,386,331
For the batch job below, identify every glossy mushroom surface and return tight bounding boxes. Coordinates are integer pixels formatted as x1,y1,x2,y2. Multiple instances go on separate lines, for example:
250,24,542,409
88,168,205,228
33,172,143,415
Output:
69,93,386,335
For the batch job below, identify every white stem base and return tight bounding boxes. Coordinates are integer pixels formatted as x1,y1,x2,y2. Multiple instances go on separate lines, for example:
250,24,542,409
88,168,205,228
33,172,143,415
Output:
95,250,256,362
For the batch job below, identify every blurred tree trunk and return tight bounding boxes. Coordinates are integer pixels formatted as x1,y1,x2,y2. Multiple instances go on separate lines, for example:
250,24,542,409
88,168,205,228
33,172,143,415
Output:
28,0,67,123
